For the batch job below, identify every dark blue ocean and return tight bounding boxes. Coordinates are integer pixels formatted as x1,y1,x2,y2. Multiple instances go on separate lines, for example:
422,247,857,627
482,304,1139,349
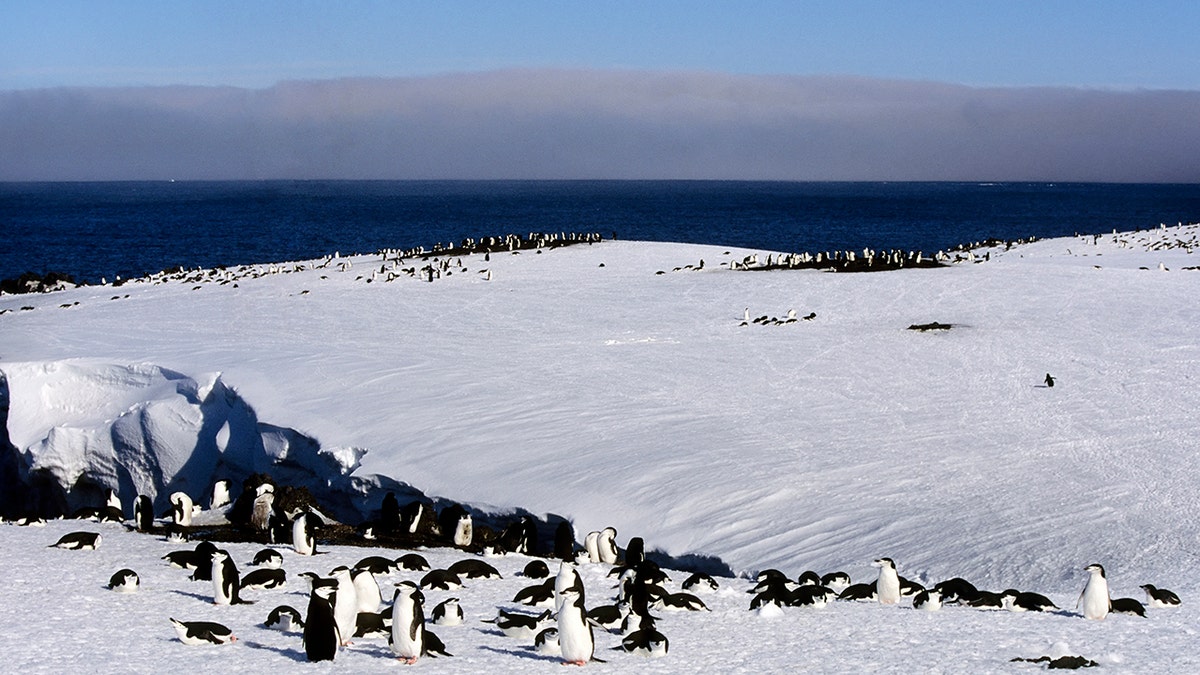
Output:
3,181,1200,284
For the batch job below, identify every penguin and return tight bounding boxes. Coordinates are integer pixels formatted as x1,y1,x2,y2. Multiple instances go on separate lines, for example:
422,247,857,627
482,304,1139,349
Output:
913,588,942,611
250,548,283,569
966,590,1004,608
240,568,286,591
837,583,876,602
330,566,359,646
584,531,601,563
452,512,473,548
422,628,452,657
420,569,463,591
292,511,315,556
396,553,430,571
652,591,709,612
616,615,668,657
557,586,596,666
513,578,556,607
431,597,464,626
352,567,382,613
303,580,340,661
487,608,555,639
1078,563,1111,620
162,541,213,570
1111,597,1147,617
447,559,501,580
250,484,274,533
1045,373,1055,387
188,541,220,581
682,572,719,592
209,479,231,510
873,558,901,604
354,612,389,639
264,604,305,631
625,537,645,566
165,524,188,543
107,568,140,592
169,618,236,645
105,488,122,514
355,555,399,576
587,603,627,632
555,560,586,610
534,627,561,656
211,549,247,605
1001,589,1058,612
522,560,551,579
934,577,979,604
133,495,154,532
597,527,619,564
390,582,425,664
380,491,401,534
1140,584,1182,608
50,531,101,550
797,570,822,587
787,585,833,608
821,571,851,591
169,492,193,527
400,500,425,535
554,520,576,561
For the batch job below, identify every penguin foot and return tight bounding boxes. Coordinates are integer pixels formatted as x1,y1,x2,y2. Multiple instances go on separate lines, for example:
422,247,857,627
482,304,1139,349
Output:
398,657,418,665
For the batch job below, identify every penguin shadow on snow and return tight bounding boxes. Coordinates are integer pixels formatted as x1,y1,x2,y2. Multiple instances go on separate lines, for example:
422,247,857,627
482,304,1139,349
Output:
478,644,562,663
236,640,309,663
169,589,215,603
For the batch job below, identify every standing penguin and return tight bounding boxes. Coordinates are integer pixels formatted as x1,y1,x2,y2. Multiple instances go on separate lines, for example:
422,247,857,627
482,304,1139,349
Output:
452,512,473,548
170,492,194,527
874,558,902,605
209,479,232,510
292,512,315,556
251,484,275,533
105,488,122,514
352,567,382,614
134,495,154,532
1078,563,1111,620
390,582,426,664
583,531,601,563
554,521,575,561
211,549,245,605
304,580,340,661
330,566,359,646
380,491,400,534
1045,373,1055,387
597,527,619,565
557,586,595,666
555,560,585,613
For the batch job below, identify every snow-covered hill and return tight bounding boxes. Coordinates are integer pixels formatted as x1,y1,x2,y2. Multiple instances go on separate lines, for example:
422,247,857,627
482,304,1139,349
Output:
2,224,1198,598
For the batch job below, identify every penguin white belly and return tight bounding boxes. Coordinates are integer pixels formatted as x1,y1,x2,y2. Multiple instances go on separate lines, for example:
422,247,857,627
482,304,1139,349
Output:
876,571,901,605
293,515,313,556
353,571,382,613
390,588,425,663
1081,579,1110,620
332,569,359,645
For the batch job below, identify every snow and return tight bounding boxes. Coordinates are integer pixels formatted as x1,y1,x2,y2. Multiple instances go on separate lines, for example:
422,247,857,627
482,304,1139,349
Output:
2,223,1199,670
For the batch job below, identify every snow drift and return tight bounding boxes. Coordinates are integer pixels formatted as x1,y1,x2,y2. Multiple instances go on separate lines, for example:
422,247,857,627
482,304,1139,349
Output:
2,224,1198,595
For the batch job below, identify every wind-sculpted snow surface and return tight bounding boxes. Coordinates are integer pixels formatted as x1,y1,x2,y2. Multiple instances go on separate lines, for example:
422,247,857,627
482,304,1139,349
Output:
0,360,363,516
1,224,1199,598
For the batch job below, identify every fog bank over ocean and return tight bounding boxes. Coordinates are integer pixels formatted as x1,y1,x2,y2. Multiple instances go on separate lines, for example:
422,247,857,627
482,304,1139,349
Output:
3,70,1199,182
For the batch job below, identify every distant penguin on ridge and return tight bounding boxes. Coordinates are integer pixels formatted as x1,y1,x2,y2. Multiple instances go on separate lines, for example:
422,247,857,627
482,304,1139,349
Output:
1045,373,1055,387
209,479,231,510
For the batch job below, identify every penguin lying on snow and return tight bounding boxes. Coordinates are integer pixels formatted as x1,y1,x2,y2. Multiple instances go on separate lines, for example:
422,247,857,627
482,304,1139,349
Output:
1140,584,1182,607
169,618,236,645
240,568,286,591
250,548,284,569
1000,589,1058,612
447,558,502,580
486,608,555,639
431,598,464,626
264,605,305,632
108,569,140,593
50,531,101,550
1110,597,1147,617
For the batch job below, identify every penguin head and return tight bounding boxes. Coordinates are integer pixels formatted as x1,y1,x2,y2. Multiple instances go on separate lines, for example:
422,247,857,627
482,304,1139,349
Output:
1085,563,1106,578
872,557,896,570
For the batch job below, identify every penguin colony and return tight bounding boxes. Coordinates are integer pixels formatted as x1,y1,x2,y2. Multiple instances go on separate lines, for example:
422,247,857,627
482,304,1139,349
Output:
25,479,1188,669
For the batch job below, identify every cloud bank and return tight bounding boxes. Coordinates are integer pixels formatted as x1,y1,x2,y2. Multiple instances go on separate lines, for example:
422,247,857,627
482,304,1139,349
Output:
2,70,1198,182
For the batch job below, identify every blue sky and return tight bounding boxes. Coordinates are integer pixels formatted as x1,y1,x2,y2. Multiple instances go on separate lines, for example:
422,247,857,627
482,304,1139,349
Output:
3,1,1200,90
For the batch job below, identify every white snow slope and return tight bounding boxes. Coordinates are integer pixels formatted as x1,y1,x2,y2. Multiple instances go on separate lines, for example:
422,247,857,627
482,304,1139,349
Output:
2,224,1198,603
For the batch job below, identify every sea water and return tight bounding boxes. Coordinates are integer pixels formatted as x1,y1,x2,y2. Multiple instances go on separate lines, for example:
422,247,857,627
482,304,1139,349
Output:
3,180,1199,283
